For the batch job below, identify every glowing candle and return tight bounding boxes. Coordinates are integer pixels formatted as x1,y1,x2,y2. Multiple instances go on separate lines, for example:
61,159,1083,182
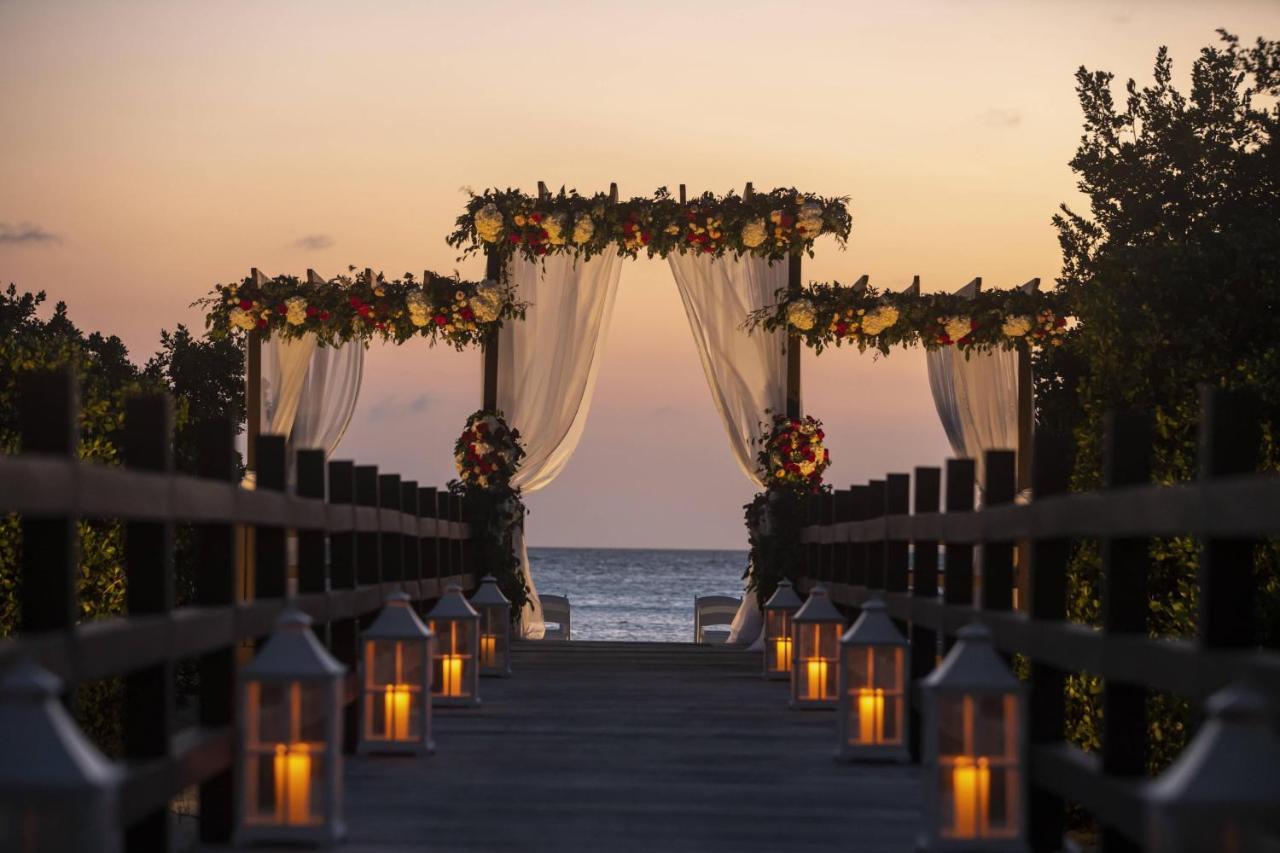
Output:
805,659,828,700
951,757,990,838
774,637,793,673
383,684,411,740
272,743,311,825
857,688,884,744
480,634,497,668
442,655,464,697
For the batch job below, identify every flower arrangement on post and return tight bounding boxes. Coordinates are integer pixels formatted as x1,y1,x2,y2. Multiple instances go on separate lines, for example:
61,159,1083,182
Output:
448,410,530,621
743,412,833,609
746,281,1071,355
197,268,525,351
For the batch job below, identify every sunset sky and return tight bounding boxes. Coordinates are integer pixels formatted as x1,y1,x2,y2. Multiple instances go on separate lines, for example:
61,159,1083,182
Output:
3,1,1278,549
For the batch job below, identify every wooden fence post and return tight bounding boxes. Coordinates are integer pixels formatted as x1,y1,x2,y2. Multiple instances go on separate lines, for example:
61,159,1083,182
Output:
850,486,869,588
379,473,403,584
436,491,453,581
884,473,910,595
17,369,78,636
296,450,327,596
122,394,175,852
419,487,439,592
910,466,942,761
1197,386,1262,648
1026,432,1073,853
1099,412,1152,853
355,466,381,588
254,435,287,601
400,481,421,588
452,494,466,581
866,480,886,591
833,489,852,586
980,450,1017,612
326,460,359,753
193,416,237,843
942,458,976,650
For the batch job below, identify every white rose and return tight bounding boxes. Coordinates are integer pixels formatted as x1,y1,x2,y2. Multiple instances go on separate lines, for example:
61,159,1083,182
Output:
786,299,818,332
572,213,595,245
229,307,257,331
944,316,973,342
860,306,900,336
471,280,504,323
796,201,824,237
543,212,568,246
285,296,308,326
474,203,504,243
741,218,767,248
1001,315,1033,337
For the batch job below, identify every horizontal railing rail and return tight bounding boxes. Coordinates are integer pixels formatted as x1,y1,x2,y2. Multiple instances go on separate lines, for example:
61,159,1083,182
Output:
793,386,1280,851
0,369,479,851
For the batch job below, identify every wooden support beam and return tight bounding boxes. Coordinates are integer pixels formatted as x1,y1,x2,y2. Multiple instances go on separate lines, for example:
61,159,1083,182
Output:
245,268,265,472
850,274,869,293
537,180,549,199
902,275,921,296
482,253,502,411
609,182,618,203
786,252,802,419
678,184,686,204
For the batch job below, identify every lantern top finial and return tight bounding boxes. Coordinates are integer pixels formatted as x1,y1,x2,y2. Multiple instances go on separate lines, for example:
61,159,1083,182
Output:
470,575,512,607
764,579,803,611
364,591,433,640
793,584,844,623
922,621,1019,692
841,594,907,647
427,584,481,621
243,605,346,680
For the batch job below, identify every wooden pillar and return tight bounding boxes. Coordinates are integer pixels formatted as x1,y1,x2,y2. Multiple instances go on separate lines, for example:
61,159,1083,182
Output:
245,268,266,472
909,466,941,761
786,252,802,420
942,458,976,651
326,459,359,753
296,450,327,596
482,251,502,411
980,450,1017,612
254,435,287,601
1015,277,1039,611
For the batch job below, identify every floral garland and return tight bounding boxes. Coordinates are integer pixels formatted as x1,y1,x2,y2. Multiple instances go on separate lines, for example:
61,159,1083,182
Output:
747,281,1072,355
197,268,525,350
447,186,852,267
757,413,831,490
449,410,529,620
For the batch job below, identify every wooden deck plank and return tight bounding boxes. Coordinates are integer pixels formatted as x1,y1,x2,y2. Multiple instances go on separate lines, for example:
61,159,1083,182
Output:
202,642,922,852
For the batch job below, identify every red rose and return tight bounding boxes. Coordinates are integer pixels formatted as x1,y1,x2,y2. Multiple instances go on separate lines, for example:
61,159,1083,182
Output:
239,299,253,310
319,310,330,321
701,245,712,254
434,315,447,326
461,307,474,321
277,303,287,314
536,245,548,255
834,322,848,336
306,306,318,317
970,318,979,331
937,334,951,345
257,318,268,328
1054,317,1067,328
686,233,698,243
349,296,362,308
780,213,794,227
816,429,824,440
540,229,549,240
958,335,971,347
509,234,521,244
530,213,542,224
357,305,372,317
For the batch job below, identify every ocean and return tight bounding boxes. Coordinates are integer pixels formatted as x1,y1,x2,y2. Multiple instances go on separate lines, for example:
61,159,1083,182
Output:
527,547,750,642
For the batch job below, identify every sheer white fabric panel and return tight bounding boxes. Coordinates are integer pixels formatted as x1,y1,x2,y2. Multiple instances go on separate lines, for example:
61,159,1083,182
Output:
291,343,364,457
260,336,318,440
497,253,624,638
668,254,789,645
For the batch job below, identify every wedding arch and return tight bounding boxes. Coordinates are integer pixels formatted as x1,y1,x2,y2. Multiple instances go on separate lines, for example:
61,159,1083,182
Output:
200,182,1069,639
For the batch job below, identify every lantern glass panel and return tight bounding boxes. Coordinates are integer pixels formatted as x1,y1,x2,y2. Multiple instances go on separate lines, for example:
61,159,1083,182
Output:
431,619,476,700
843,645,905,746
936,693,1021,841
765,610,793,675
362,639,426,743
243,680,332,828
794,622,839,703
478,606,508,671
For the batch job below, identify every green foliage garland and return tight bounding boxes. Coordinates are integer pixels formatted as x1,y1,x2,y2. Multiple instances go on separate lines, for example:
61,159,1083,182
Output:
747,281,1072,355
447,410,529,620
198,267,525,351
447,185,852,266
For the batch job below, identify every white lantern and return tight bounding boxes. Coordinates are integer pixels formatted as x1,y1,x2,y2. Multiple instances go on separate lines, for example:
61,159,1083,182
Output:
837,595,910,763
763,579,802,681
426,584,481,708
920,622,1026,852
236,607,346,846
1145,682,1280,853
0,659,121,853
469,575,512,678
790,585,843,710
358,591,435,756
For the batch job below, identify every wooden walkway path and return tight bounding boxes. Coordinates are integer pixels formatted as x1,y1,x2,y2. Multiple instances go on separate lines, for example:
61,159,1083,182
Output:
208,641,923,852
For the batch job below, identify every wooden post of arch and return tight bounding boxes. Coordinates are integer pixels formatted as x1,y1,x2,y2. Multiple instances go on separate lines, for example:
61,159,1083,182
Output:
245,267,265,473
1015,277,1040,611
782,188,803,419
482,253,502,411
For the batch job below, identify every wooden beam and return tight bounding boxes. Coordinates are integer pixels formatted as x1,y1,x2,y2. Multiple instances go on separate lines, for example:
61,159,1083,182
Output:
743,182,753,200
482,252,502,411
850,274,869,293
786,252,802,419
245,268,266,472
678,184,686,204
537,180,548,199
608,182,618,203
902,275,920,296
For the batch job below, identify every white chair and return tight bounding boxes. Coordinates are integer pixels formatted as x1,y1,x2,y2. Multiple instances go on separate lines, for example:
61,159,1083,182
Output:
539,594,571,640
694,594,740,644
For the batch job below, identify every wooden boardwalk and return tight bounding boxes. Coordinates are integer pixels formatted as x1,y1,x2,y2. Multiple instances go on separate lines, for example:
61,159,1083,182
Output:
283,642,921,852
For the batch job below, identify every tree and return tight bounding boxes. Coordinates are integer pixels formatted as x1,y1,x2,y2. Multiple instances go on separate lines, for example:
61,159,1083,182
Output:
1035,31,1280,770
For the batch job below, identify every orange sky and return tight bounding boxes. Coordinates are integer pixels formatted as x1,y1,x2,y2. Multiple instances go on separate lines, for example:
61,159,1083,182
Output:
3,1,1278,548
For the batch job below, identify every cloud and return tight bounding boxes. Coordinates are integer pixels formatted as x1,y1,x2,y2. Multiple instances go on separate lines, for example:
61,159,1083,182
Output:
0,222,60,245
979,108,1023,129
367,393,437,422
294,234,334,250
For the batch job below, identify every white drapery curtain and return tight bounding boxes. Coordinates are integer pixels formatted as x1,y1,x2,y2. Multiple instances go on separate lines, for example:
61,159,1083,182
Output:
261,337,364,472
925,280,1018,491
668,254,790,646
497,253,624,638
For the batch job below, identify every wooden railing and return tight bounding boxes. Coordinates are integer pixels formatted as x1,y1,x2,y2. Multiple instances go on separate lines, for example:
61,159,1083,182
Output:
0,369,476,850
795,386,1280,851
